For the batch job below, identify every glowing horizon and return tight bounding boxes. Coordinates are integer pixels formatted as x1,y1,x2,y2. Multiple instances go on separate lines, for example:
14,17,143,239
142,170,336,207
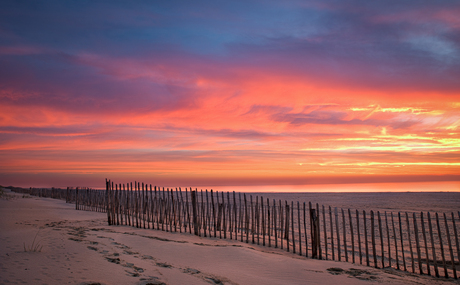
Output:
1,1,459,189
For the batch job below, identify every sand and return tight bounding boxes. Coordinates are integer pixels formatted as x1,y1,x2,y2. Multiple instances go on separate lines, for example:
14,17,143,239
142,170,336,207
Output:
1,189,458,285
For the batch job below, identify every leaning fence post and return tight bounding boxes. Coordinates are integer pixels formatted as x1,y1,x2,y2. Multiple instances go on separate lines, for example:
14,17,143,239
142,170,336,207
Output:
404,212,415,273
444,213,457,279
436,212,448,278
427,212,438,277
420,212,430,276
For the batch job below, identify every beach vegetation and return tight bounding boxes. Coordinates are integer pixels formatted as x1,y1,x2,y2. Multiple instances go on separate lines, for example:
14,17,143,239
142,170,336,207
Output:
23,229,44,252
0,186,15,200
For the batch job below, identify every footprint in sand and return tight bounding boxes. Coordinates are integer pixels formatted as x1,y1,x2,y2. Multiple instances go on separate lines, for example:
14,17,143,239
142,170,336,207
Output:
327,267,378,280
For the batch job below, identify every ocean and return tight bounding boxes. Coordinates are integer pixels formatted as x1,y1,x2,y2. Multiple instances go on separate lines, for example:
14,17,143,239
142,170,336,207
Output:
193,181,460,213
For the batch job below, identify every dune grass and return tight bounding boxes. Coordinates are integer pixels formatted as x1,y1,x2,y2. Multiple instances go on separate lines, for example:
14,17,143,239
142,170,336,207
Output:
24,229,44,253
0,186,16,200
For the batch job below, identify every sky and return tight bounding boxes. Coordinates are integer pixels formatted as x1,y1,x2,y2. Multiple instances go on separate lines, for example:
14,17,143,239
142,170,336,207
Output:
1,0,460,189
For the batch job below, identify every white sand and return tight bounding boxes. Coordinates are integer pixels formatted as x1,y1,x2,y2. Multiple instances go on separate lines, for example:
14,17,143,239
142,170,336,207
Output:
1,189,457,285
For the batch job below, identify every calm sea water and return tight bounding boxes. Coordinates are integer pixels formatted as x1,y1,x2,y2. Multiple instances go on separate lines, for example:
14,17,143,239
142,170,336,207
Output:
192,181,460,214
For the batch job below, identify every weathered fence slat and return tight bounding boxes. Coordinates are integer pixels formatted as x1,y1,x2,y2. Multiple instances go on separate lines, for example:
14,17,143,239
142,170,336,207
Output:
298,202,302,255
398,212,407,271
335,207,341,261
436,212,448,278
413,212,422,274
357,209,362,265
391,212,399,270
304,203,308,257
378,211,384,268
349,209,355,264
342,208,348,262
329,206,334,260
420,212,430,275
364,210,369,266
444,213,457,279
452,212,460,278
323,206,328,260
405,212,415,273
384,212,391,268
316,203,322,260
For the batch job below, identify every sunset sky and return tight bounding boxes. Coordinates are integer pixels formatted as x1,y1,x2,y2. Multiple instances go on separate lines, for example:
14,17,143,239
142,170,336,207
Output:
1,1,460,189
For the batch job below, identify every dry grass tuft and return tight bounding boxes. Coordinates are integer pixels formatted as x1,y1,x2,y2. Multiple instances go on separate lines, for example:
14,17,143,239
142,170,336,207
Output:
24,229,44,252
0,186,16,200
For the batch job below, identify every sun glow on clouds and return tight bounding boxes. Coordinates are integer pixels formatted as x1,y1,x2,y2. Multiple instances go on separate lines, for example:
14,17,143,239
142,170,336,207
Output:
0,1,460,188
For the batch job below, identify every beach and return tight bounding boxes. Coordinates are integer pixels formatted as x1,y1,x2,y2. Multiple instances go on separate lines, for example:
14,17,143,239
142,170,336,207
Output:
1,189,459,285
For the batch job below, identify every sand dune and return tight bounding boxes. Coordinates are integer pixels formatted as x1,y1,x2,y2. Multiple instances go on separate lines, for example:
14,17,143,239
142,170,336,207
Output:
0,189,457,285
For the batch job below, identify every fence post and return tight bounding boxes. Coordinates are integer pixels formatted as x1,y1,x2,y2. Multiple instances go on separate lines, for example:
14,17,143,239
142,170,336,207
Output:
330,206,334,260
317,203,321,259
76,187,79,211
444,213,457,279
342,208,348,262
413,212,422,275
384,212,391,268
310,208,318,258
191,190,199,236
405,212,415,273
378,211,384,268
285,203,290,252
336,207,341,261
371,211,377,268
291,201,295,254
364,210,369,266
105,180,111,225
420,212,430,276
452,212,460,278
356,210,362,265
349,209,355,263
435,212,448,278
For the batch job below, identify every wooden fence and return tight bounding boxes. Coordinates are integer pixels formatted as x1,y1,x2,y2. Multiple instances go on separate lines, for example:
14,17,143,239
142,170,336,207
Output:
10,186,107,212
105,180,460,279
9,182,460,279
